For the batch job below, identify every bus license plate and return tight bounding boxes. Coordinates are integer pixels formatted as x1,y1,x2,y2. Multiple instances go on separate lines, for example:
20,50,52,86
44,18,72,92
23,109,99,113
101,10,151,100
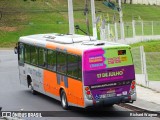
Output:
106,93,116,98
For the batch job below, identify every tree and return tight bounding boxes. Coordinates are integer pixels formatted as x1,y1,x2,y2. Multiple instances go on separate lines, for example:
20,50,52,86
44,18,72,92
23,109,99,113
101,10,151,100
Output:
130,0,132,4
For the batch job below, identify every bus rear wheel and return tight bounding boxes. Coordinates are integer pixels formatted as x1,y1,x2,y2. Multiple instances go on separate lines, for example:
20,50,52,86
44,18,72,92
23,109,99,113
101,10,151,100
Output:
60,90,69,110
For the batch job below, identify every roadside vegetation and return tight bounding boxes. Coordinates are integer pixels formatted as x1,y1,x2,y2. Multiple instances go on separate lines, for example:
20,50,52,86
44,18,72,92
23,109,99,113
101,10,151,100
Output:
131,41,160,81
130,40,160,52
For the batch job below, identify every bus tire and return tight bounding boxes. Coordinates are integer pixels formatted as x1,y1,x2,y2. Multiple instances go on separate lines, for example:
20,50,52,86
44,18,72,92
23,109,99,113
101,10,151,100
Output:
60,89,69,110
30,81,37,95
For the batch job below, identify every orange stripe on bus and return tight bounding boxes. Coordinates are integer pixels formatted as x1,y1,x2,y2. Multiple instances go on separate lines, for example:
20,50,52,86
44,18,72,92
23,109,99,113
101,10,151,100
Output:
46,43,82,55
67,78,84,107
43,69,84,107
46,43,57,50
43,70,60,96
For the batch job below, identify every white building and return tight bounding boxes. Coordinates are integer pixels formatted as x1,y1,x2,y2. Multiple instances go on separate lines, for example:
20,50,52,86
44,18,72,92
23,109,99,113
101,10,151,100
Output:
126,0,160,5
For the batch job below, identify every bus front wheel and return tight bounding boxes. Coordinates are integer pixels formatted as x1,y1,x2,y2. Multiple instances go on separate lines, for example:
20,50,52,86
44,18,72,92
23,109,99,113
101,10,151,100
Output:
30,82,37,95
60,90,69,110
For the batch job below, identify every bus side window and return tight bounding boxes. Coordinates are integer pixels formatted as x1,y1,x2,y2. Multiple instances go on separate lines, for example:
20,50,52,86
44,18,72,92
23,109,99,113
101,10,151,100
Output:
47,50,56,71
67,54,78,78
30,46,38,65
24,44,31,63
78,56,82,80
18,43,24,65
38,47,46,68
57,52,66,74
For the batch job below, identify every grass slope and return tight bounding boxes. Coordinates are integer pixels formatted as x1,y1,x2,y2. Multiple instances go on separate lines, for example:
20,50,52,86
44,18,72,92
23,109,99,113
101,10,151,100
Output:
131,41,160,81
130,40,160,52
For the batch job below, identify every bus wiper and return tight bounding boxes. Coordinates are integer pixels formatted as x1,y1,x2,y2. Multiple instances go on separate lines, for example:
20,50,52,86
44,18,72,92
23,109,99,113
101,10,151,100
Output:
75,25,88,35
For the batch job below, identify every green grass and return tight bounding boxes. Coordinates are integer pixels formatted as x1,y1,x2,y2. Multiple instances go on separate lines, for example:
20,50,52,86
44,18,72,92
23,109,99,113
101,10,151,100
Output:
1,0,160,47
130,40,160,52
131,47,142,74
131,41,160,81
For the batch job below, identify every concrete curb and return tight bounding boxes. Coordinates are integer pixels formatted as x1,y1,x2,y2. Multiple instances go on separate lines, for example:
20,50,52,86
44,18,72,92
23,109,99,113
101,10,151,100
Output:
0,48,13,50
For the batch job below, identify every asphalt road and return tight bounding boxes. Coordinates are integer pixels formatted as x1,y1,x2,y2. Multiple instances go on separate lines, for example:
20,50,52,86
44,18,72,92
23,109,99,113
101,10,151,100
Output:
0,50,159,120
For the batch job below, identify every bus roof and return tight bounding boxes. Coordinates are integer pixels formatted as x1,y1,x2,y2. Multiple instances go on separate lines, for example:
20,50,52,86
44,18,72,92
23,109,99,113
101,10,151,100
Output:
19,33,130,55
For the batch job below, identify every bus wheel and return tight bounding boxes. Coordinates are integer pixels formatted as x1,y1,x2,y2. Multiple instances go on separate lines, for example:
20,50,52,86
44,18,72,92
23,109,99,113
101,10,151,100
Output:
30,82,37,95
60,90,69,110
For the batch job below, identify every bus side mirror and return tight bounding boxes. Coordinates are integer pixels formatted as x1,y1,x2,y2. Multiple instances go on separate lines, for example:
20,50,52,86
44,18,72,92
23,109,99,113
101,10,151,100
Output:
14,46,18,54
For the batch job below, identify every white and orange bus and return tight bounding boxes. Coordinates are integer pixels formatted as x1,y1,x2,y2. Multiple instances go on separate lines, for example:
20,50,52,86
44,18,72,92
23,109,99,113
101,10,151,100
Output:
15,33,136,109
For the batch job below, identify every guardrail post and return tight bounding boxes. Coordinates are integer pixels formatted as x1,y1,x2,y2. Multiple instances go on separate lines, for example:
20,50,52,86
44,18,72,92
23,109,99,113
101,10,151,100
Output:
140,46,149,87
107,23,110,41
141,20,144,41
132,20,136,38
114,22,118,42
152,21,154,35
140,46,144,74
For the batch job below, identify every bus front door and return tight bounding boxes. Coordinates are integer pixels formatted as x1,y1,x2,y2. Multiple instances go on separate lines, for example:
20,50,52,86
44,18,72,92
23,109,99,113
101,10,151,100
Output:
18,43,27,86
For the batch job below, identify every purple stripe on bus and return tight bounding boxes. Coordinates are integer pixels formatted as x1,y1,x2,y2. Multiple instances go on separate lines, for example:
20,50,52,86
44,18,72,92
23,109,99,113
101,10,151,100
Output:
83,65,135,86
83,65,135,100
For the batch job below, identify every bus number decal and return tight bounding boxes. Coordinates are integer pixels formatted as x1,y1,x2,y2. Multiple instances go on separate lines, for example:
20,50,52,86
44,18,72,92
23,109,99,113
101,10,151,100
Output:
107,56,127,65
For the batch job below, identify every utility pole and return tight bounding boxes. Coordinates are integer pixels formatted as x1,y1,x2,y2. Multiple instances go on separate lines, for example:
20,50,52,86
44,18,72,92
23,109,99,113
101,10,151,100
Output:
118,0,125,40
84,0,90,35
90,0,98,39
68,0,75,34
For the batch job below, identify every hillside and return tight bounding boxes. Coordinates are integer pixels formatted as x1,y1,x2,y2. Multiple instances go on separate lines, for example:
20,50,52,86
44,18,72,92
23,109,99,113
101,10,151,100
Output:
0,0,160,47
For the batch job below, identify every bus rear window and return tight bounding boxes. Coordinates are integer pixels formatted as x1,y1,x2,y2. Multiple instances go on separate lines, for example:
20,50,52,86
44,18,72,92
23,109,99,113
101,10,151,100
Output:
118,50,126,55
